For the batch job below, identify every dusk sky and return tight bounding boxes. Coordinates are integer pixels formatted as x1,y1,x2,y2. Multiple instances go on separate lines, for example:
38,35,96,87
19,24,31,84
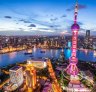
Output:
0,0,96,36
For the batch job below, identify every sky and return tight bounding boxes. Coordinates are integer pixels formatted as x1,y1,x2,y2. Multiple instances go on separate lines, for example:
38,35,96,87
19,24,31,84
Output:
0,0,96,36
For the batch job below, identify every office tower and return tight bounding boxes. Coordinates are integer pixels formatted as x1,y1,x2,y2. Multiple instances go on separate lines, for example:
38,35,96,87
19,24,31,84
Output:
9,66,23,87
86,30,90,37
84,30,91,49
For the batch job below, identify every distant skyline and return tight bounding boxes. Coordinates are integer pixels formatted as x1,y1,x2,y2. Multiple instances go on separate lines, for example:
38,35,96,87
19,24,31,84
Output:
0,0,96,36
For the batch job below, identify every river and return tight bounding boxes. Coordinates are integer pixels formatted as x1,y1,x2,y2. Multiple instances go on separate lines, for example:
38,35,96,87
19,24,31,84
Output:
0,48,96,67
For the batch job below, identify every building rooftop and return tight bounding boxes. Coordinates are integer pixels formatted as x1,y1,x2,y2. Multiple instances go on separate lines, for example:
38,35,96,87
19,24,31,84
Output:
10,66,21,71
27,58,47,63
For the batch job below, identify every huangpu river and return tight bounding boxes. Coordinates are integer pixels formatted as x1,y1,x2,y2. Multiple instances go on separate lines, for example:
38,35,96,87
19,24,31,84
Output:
0,48,96,67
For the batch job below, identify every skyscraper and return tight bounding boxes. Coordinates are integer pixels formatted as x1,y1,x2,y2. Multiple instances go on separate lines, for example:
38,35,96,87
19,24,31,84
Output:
84,30,91,49
86,30,90,37
9,66,24,87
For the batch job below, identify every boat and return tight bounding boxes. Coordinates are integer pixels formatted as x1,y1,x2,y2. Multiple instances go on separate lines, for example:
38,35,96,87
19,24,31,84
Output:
40,50,45,53
24,52,32,55
38,57,42,59
24,49,32,55
29,55,34,57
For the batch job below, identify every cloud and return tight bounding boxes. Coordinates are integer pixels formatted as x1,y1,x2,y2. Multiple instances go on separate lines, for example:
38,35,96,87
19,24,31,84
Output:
18,28,23,30
50,18,58,21
28,24,36,27
23,20,31,23
50,25,61,28
79,28,86,35
78,4,87,9
19,19,31,23
4,16,12,19
65,19,83,26
18,17,60,30
60,31,71,35
66,4,87,11
29,17,62,29
78,22,83,25
66,9,72,12
39,28,50,30
61,15,67,18
37,29,54,33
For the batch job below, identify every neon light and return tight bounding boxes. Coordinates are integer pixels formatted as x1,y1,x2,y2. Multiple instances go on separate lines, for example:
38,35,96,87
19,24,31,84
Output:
66,1,80,76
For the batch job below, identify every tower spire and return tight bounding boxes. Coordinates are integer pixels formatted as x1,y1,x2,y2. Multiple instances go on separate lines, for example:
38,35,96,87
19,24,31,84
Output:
66,0,80,76
74,0,78,24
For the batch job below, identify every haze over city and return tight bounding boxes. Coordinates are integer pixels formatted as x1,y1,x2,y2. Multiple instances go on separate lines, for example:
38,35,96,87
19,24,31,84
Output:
0,0,96,35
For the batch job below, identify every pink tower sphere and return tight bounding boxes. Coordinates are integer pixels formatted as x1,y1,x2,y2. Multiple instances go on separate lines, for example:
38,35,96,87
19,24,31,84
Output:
71,24,80,31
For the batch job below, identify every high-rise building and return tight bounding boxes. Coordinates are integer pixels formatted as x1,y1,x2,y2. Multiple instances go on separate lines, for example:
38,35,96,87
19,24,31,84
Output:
86,30,90,37
68,41,71,48
92,37,96,50
84,30,92,49
9,66,24,87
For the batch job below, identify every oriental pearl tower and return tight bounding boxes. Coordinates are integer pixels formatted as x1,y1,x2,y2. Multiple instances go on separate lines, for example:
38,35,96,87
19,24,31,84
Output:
65,1,90,91
66,0,80,84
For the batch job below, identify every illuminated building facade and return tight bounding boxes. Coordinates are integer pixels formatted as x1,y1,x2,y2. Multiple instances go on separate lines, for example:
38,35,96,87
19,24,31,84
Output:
66,0,79,79
25,63,37,91
9,66,23,87
27,59,47,69
65,1,90,91
31,66,37,89
84,30,91,48
65,1,91,91
68,41,71,48
47,59,62,92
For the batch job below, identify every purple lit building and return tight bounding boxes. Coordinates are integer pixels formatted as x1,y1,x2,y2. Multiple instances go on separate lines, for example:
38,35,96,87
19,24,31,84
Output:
66,1,79,79
66,1,90,91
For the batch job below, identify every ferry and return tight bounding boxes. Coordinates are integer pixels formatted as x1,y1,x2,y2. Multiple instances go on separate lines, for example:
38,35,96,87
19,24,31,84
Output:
40,50,46,53
24,49,32,55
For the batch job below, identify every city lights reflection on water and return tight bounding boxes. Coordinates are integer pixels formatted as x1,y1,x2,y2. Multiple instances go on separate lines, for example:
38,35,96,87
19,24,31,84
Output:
9,52,17,59
0,48,96,67
94,51,96,57
64,49,71,59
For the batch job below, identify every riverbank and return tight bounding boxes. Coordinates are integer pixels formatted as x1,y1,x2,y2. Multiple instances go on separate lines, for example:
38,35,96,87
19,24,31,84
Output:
0,46,34,54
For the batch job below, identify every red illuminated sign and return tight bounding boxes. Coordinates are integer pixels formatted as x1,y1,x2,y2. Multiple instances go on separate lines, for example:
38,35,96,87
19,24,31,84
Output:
71,30,78,61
